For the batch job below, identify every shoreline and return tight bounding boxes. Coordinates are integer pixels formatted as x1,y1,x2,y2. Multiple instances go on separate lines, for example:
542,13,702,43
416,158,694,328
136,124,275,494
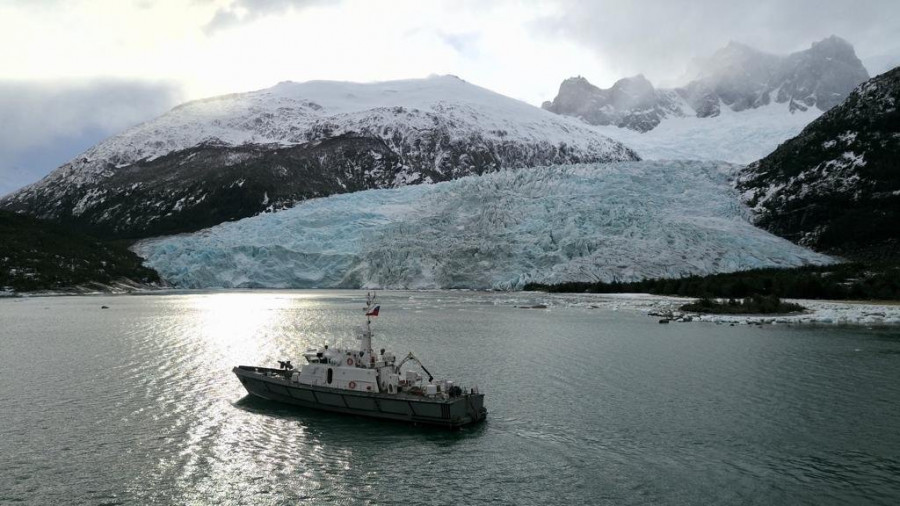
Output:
4,287,900,326
1,280,168,298
539,292,900,326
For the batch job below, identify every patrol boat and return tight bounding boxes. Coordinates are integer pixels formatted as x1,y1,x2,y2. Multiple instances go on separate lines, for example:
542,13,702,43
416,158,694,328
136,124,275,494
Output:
233,293,487,428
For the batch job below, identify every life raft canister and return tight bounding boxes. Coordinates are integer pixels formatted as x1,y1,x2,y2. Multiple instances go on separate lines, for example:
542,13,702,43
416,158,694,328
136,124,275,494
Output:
348,381,357,389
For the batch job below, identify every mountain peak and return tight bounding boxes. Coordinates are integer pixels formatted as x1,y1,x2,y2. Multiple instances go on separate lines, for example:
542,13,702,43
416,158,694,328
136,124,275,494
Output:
610,75,656,107
722,40,759,54
426,73,467,83
806,34,862,63
544,73,676,132
559,76,600,91
544,36,871,131
811,34,853,50
0,76,638,239
695,41,775,81
617,74,651,85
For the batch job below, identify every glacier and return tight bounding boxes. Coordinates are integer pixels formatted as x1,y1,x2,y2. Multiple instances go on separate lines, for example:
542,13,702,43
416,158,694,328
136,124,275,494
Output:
134,160,833,290
590,102,823,164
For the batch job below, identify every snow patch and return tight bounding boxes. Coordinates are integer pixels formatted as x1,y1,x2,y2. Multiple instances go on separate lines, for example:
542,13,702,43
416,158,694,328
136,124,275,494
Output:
540,293,900,326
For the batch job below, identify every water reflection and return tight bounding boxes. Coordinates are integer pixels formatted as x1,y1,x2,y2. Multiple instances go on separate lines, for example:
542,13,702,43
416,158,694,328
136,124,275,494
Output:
134,293,341,503
2,290,899,505
191,292,292,362
131,291,488,504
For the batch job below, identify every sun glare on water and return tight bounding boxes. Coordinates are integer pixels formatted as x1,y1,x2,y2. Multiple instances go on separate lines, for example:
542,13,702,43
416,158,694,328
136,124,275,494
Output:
186,291,327,367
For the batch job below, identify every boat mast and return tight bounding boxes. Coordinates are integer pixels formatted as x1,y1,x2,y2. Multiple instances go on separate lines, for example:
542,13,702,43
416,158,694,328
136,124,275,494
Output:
362,291,376,367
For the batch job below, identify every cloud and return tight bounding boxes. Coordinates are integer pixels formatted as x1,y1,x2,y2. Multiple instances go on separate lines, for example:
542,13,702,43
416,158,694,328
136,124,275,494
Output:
439,32,482,59
535,0,900,86
0,1,894,199
203,0,328,33
0,79,183,196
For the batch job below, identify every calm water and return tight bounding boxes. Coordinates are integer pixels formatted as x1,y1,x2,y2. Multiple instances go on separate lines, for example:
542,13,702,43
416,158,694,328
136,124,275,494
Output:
1,290,899,505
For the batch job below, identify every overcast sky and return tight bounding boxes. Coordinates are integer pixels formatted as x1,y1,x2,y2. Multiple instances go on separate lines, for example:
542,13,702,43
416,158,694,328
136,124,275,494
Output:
1,0,899,195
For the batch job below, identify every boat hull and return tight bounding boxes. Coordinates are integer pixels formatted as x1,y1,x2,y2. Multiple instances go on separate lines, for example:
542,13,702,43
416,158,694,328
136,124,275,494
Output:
233,366,487,428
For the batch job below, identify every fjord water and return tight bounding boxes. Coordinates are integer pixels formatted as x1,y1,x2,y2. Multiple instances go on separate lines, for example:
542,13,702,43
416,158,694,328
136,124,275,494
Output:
1,291,898,505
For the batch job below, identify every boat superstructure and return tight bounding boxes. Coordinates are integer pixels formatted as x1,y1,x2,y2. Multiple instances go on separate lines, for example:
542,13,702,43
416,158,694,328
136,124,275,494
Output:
233,293,487,428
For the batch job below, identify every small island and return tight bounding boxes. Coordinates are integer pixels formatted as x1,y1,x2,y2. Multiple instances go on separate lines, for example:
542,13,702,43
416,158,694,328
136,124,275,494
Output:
681,294,806,315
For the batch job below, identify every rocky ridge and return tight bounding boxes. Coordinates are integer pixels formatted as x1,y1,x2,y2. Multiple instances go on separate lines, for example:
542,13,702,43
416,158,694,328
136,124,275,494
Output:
737,66,900,259
543,36,870,132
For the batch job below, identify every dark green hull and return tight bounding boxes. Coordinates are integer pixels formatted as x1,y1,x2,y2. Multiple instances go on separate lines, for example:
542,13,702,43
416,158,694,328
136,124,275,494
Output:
234,366,487,428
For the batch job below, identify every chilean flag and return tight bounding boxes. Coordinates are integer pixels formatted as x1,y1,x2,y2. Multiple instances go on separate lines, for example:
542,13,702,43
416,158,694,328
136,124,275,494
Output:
366,305,380,317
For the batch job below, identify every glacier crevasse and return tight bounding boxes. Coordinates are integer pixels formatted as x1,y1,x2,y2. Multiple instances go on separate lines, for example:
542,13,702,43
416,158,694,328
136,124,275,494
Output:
134,160,833,290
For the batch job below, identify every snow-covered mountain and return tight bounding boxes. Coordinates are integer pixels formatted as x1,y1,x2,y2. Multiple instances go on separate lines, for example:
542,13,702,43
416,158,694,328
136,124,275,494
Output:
0,75,637,239
738,66,900,260
134,161,832,290
543,36,869,138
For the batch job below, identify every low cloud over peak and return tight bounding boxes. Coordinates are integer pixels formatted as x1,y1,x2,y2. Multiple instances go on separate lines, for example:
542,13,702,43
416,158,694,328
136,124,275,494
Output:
203,0,329,34
536,0,899,86
0,79,183,196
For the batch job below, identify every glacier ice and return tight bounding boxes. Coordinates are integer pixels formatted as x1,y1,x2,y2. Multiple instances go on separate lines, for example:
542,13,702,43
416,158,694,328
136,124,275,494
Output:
134,160,833,290
591,103,823,164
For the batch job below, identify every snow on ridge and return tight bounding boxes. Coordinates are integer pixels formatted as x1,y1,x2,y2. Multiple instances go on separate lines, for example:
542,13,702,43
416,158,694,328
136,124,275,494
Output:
134,160,833,290
590,101,824,164
56,75,633,181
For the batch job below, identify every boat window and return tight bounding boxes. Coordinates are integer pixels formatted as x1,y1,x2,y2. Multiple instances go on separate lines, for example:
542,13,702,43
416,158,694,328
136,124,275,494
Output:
327,368,333,384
